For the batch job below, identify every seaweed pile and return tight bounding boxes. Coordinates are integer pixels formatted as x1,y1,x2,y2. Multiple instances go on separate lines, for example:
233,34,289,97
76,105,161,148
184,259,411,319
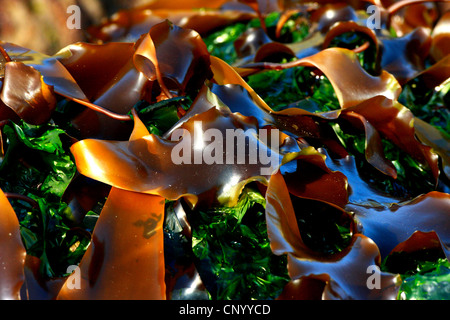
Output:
0,0,449,300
